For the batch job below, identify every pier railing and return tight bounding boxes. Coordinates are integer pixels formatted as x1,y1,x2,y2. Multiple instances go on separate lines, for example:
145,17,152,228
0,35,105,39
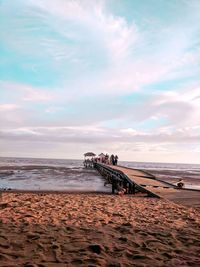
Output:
94,163,159,197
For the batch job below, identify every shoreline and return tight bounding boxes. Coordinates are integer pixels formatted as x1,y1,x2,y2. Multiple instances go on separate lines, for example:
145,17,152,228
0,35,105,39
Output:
1,185,200,209
1,164,200,195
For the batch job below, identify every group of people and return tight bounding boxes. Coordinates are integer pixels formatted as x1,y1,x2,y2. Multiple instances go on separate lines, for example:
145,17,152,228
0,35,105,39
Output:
109,154,118,165
92,154,118,166
84,152,119,169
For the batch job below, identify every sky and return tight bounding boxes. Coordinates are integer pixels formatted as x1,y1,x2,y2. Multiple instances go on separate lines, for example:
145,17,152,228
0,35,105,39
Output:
0,0,200,163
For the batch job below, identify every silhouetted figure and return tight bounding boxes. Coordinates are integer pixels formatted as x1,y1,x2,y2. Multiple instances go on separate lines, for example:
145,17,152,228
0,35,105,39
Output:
110,154,115,165
114,155,118,165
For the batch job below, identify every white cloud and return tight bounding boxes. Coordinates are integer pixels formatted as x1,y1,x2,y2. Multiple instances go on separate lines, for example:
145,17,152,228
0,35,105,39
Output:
127,85,200,130
27,0,138,63
1,123,199,144
0,104,19,111
1,0,200,163
156,87,200,127
0,80,56,102
1,0,200,97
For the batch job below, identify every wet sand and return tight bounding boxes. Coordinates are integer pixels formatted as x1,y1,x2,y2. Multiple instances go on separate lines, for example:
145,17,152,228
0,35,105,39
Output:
0,192,200,267
0,165,108,192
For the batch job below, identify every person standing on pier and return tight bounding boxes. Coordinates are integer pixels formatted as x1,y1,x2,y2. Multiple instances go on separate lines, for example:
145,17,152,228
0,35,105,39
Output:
110,154,115,165
105,154,109,164
114,155,118,165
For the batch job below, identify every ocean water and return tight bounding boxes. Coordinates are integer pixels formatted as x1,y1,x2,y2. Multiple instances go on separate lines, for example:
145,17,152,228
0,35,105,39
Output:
122,161,200,190
0,157,111,192
0,157,200,191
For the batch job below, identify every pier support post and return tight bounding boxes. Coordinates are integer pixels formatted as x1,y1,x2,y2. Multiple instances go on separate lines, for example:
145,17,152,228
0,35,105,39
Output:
112,182,115,194
128,183,135,194
132,183,136,194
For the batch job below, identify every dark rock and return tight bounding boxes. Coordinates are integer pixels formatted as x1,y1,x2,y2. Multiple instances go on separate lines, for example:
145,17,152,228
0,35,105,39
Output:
132,254,149,259
88,244,103,254
107,262,121,267
24,263,37,267
122,222,132,227
0,202,8,209
24,214,33,218
27,233,40,240
118,236,127,242
52,243,59,249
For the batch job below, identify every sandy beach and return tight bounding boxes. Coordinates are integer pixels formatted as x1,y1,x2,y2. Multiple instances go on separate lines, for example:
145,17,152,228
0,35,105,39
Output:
0,192,200,267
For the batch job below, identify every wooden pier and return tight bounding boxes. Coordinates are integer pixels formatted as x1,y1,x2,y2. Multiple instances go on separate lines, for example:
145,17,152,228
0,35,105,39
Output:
95,163,200,207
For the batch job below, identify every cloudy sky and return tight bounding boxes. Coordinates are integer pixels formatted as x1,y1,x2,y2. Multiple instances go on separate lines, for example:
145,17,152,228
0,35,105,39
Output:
0,0,200,163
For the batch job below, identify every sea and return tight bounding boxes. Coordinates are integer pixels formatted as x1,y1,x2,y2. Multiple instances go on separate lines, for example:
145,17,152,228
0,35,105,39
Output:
0,157,200,191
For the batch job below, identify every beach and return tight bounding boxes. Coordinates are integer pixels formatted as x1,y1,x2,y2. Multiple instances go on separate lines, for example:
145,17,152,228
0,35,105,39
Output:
0,192,200,267
1,157,200,191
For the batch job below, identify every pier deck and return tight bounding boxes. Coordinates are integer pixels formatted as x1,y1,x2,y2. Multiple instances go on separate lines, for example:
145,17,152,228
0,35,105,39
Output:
111,165,174,189
112,165,200,207
95,164,200,207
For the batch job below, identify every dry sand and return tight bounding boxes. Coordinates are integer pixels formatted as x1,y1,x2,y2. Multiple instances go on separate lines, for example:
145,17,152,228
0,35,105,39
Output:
0,192,200,267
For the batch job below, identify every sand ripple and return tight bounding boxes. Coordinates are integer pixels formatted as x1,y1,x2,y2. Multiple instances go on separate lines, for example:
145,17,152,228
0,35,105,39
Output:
0,193,200,266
